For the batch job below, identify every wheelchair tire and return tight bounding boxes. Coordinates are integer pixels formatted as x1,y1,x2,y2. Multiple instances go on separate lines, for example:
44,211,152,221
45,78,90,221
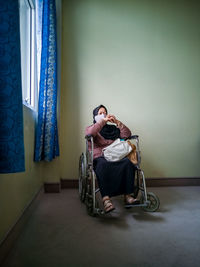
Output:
79,153,87,202
85,193,97,217
133,169,140,198
140,192,160,212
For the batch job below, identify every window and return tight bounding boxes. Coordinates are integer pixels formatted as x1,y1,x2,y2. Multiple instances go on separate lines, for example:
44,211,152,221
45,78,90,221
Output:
19,0,37,109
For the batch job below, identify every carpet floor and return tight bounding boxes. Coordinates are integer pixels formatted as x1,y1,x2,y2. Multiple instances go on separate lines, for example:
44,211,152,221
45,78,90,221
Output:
2,186,200,267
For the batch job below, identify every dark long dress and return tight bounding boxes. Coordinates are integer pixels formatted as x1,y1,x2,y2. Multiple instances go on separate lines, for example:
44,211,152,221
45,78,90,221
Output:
93,156,136,198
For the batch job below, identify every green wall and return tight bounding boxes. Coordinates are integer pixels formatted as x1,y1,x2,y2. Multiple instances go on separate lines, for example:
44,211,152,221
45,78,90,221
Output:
0,107,42,242
60,0,200,179
0,106,61,243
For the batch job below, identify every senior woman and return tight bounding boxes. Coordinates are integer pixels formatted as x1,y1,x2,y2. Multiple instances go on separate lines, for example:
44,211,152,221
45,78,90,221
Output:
85,104,139,213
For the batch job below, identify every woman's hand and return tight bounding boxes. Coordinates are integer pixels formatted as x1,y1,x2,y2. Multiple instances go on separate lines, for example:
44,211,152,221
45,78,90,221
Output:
109,115,122,127
104,114,120,125
103,114,112,123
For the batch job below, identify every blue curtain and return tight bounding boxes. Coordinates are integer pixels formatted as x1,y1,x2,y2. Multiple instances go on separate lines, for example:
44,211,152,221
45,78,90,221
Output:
0,0,25,173
34,0,59,161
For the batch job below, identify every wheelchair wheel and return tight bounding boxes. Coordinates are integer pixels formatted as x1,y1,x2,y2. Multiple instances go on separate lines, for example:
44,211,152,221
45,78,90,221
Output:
85,171,100,217
140,192,160,212
133,169,141,198
79,153,87,202
86,195,96,217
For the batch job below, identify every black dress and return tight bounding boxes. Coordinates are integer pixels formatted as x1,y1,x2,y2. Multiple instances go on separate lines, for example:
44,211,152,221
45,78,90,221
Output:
93,156,136,198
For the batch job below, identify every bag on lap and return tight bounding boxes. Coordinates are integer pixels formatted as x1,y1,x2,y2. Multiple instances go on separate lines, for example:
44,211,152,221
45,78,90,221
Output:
126,140,138,165
103,138,132,162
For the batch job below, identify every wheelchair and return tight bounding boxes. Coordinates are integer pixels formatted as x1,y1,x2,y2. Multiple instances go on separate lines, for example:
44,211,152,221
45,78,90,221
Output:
79,134,160,216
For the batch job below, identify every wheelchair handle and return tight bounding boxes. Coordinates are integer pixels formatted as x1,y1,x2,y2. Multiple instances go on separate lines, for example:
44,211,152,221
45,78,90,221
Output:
85,134,93,140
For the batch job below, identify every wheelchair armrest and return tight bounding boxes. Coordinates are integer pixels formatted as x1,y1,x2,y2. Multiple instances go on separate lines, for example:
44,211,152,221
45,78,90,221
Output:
126,135,139,140
86,134,138,141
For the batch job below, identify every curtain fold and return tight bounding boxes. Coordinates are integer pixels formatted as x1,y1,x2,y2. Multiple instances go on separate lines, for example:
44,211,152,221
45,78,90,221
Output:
0,0,25,173
34,0,59,162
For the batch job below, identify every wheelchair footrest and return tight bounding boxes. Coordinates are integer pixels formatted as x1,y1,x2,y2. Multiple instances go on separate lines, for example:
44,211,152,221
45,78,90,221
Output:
124,202,149,209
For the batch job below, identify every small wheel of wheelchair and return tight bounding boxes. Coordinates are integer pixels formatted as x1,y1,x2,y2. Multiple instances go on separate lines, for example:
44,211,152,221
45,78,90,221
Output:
140,192,160,212
79,153,87,202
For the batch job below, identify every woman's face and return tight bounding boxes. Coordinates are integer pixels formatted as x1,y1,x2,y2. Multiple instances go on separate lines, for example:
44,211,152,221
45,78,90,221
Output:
98,107,107,116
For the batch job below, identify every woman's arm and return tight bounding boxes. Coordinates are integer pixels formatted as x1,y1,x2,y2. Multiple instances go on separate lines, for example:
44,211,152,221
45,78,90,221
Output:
117,121,132,139
85,119,106,137
108,115,132,139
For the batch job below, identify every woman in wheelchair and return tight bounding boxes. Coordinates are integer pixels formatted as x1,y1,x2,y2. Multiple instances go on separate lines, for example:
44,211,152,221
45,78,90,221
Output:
85,104,139,213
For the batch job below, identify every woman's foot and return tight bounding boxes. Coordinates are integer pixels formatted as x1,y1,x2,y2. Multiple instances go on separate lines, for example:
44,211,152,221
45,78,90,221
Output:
103,196,115,213
124,194,140,205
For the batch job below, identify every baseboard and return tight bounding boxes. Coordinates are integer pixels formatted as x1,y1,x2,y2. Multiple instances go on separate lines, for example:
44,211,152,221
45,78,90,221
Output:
60,177,200,189
0,186,43,265
60,179,78,189
44,182,60,193
145,177,200,187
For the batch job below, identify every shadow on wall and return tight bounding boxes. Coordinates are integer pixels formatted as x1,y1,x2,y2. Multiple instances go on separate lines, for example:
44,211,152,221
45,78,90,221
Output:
141,158,165,178
60,1,83,179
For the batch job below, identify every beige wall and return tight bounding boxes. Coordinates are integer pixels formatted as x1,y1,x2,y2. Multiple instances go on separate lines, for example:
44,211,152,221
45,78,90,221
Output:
0,106,42,242
60,0,200,179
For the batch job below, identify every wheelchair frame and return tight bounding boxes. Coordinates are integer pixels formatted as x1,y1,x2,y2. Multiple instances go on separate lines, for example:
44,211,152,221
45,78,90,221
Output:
79,135,160,216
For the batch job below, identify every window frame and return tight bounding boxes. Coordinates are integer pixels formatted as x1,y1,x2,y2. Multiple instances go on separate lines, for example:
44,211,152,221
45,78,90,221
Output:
19,0,38,111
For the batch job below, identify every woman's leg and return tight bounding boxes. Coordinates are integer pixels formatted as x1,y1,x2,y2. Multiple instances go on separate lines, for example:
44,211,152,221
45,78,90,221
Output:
93,157,112,197
93,157,138,209
93,157,115,213
102,196,115,213
123,158,136,195
123,159,139,204
124,194,139,204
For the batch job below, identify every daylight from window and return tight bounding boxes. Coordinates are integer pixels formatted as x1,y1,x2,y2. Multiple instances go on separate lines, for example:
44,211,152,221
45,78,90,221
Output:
19,0,37,109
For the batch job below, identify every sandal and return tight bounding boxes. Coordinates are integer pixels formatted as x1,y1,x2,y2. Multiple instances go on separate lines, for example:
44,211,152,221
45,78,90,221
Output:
124,195,140,206
103,197,115,213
